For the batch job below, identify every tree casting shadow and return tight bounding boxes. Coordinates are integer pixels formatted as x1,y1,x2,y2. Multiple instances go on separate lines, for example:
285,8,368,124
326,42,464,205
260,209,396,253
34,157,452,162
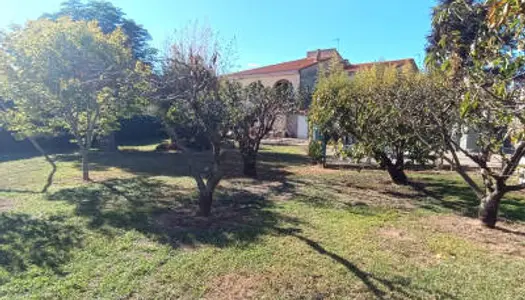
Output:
406,176,525,222
48,177,302,249
275,228,457,300
0,213,82,280
55,148,308,182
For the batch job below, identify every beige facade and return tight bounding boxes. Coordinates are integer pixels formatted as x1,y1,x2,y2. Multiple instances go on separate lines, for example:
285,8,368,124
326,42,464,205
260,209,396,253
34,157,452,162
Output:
225,49,416,139
227,71,301,90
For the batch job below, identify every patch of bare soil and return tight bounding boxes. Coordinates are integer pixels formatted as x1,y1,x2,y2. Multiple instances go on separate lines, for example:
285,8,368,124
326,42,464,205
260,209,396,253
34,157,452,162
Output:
204,273,264,300
290,165,341,176
221,179,297,201
377,227,439,266
344,188,418,210
155,206,245,232
0,198,14,212
423,215,525,257
306,177,420,210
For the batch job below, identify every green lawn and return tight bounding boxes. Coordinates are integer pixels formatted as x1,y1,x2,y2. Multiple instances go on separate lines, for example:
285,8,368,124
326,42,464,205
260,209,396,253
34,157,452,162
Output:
1,143,525,299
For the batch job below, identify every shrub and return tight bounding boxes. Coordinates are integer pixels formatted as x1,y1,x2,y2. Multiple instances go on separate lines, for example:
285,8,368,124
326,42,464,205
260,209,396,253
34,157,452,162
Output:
308,140,323,163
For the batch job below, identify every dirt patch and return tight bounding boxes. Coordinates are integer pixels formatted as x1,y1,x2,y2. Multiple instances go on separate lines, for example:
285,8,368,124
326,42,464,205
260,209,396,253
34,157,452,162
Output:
204,273,264,300
291,165,341,176
422,215,525,257
376,226,440,266
378,227,415,241
300,178,419,211
0,198,14,212
221,180,297,201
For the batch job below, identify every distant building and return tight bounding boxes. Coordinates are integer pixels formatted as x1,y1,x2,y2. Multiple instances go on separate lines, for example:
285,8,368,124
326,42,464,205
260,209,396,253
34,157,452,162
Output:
226,49,416,139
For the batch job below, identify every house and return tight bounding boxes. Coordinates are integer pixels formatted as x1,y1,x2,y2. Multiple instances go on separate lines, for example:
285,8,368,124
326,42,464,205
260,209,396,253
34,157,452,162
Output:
226,48,417,139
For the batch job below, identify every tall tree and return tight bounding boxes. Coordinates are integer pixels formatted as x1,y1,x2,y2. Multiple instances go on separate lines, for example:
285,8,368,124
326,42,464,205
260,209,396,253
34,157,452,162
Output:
0,18,150,181
42,1,158,152
155,24,234,217
421,0,525,227
223,80,297,177
42,0,157,64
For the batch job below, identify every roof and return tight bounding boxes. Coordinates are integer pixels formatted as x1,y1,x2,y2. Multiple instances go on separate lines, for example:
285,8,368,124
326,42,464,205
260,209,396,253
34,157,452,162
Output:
228,57,324,77
226,50,416,78
344,59,416,72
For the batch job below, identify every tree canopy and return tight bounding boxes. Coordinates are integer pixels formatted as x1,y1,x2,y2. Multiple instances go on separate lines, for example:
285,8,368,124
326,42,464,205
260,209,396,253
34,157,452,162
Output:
310,60,431,185
0,18,150,181
421,0,525,227
42,0,157,64
154,24,234,216
223,80,297,177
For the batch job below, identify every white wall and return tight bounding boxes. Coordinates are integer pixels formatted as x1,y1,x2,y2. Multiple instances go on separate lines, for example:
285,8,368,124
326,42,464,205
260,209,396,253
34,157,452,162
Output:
297,115,308,139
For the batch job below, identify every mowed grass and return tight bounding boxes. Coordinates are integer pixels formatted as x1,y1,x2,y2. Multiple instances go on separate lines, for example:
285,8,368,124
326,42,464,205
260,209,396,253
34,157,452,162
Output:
1,143,525,299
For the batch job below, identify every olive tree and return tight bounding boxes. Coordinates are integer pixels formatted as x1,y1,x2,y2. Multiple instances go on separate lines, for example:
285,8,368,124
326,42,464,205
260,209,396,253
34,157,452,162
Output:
223,80,296,177
0,18,149,181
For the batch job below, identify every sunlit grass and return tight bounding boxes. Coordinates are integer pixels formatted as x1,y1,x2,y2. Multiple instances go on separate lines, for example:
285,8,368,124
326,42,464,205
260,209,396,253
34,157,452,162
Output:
0,142,525,299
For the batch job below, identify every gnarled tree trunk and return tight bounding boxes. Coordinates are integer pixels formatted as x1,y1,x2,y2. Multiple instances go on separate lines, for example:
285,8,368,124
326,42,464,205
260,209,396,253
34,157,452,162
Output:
386,163,409,185
479,189,504,228
195,141,223,217
376,151,409,185
198,190,213,217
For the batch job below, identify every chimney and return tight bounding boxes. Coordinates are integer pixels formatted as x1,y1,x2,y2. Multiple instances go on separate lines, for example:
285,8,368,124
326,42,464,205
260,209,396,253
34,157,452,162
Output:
315,49,321,62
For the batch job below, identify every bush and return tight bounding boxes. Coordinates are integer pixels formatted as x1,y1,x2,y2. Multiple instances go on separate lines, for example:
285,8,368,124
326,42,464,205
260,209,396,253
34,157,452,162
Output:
0,129,76,155
308,140,323,163
173,125,211,151
116,115,166,144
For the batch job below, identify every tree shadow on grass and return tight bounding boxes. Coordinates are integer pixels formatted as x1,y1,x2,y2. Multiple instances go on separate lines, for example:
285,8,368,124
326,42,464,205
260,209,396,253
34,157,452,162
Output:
47,177,302,249
54,148,309,182
0,213,82,280
372,175,525,223
275,228,457,300
265,176,400,217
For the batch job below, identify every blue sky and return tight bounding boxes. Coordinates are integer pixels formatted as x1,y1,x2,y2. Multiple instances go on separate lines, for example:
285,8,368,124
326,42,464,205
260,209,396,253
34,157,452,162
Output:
0,0,437,70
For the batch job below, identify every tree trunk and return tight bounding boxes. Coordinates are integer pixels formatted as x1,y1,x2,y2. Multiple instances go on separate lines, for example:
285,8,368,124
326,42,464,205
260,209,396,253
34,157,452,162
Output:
242,152,257,178
81,150,90,182
479,191,504,228
197,191,213,217
386,164,409,185
376,152,409,185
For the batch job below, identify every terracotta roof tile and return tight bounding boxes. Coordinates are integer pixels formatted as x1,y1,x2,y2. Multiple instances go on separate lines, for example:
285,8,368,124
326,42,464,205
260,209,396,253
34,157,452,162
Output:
227,55,416,77
344,59,416,72
228,58,321,77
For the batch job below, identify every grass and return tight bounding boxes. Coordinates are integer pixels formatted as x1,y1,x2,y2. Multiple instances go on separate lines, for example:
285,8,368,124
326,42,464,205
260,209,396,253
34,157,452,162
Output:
1,142,525,299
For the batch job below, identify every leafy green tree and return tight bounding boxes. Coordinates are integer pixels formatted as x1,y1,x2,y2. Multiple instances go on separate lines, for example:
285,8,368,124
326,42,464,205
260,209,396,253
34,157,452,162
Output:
42,0,158,151
154,25,234,217
223,80,297,177
310,61,431,185
420,0,525,227
42,0,157,64
426,0,486,77
0,18,150,181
